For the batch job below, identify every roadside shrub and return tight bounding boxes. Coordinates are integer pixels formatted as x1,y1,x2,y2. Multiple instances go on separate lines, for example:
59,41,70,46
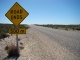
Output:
26,27,29,29
20,42,23,45
76,28,80,30
0,32,8,39
19,42,24,50
18,38,20,41
65,28,68,30
54,27,58,29
5,43,20,57
74,28,80,30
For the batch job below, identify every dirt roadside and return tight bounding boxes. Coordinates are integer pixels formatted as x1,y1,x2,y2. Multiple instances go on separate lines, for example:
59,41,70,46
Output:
0,27,80,60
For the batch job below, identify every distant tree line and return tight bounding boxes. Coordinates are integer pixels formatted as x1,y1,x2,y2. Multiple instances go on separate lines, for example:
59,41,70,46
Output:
35,24,80,31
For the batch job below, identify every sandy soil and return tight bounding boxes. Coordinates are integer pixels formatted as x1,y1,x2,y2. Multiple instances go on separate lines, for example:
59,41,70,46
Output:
0,27,80,60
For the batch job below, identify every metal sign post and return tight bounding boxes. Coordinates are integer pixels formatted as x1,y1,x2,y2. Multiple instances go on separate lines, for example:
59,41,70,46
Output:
16,27,19,56
16,34,18,51
5,2,29,59
16,34,18,60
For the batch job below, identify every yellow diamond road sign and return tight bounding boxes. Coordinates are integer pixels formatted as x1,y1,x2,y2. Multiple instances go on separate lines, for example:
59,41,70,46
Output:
5,2,29,26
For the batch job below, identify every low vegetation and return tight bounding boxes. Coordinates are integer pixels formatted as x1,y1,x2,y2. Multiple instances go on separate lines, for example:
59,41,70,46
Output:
0,32,9,39
35,24,80,31
0,23,29,39
5,43,20,57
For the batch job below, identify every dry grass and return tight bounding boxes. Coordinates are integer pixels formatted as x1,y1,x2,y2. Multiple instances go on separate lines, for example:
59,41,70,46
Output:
5,43,20,57
19,42,24,50
18,38,20,41
20,42,23,45
0,32,9,39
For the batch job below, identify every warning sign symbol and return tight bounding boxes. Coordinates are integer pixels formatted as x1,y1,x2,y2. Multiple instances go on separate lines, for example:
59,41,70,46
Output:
5,2,29,26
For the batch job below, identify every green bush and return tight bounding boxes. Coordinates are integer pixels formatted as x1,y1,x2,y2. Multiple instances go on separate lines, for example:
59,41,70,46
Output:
0,32,7,39
65,28,68,30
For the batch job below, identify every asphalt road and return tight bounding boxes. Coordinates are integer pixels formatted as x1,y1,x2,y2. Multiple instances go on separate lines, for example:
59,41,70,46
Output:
30,25,80,58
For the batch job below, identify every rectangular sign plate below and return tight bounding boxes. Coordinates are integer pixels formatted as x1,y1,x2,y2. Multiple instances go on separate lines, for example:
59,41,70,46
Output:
9,28,26,34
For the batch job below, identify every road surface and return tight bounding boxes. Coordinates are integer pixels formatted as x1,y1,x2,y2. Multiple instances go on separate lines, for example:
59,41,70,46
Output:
30,25,80,59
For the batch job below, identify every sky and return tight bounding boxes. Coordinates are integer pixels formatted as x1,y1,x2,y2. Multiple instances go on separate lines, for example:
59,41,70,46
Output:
0,0,80,25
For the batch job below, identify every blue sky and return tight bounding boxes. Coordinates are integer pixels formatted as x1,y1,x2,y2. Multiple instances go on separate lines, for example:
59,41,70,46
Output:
0,0,80,24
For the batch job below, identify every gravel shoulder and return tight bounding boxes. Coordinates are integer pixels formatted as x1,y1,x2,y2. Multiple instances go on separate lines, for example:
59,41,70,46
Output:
0,27,80,60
